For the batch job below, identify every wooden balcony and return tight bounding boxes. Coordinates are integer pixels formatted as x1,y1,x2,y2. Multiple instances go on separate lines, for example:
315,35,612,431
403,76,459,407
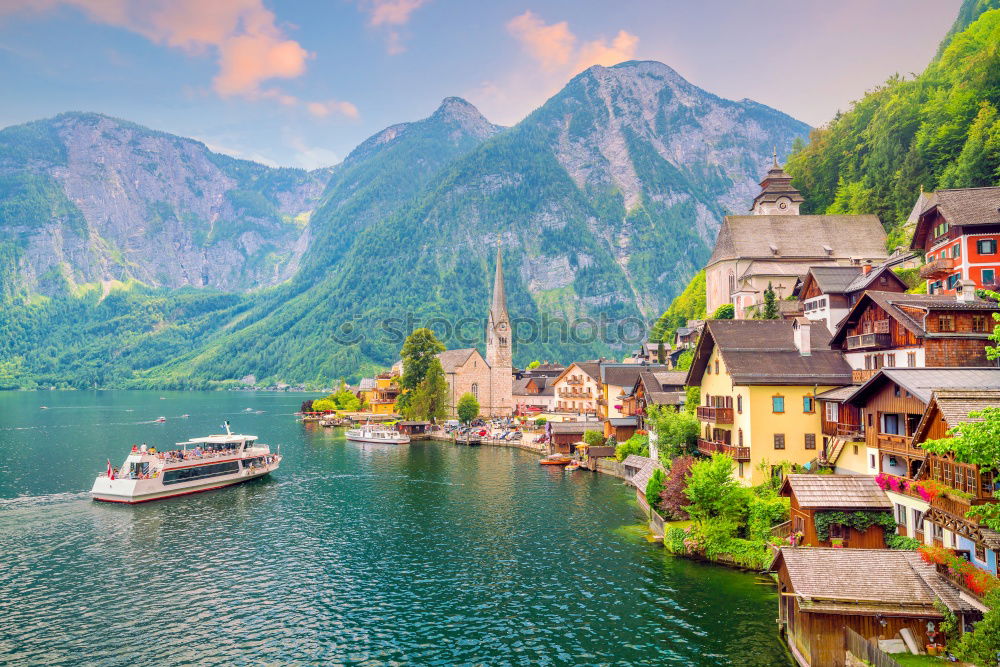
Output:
822,421,864,438
877,433,925,458
852,368,877,383
846,332,891,350
919,257,956,279
929,493,990,522
697,438,750,461
697,406,734,423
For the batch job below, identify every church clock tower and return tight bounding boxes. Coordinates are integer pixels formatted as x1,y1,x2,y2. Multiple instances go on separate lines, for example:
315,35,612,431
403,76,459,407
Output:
486,239,513,415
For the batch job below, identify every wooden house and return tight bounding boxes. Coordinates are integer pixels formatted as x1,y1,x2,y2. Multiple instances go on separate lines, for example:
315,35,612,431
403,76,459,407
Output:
549,420,601,454
909,186,1000,294
813,385,867,474
512,375,554,414
779,474,892,548
772,547,977,667
397,421,430,438
912,389,1000,575
829,290,999,382
623,370,686,430
797,264,907,333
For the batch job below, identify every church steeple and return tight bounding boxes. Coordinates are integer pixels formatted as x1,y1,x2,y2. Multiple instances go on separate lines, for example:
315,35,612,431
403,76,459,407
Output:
750,156,805,215
486,237,512,369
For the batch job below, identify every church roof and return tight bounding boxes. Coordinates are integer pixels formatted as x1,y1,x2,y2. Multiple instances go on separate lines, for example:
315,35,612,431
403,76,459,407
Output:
489,240,508,325
437,348,480,373
708,215,888,267
751,163,806,210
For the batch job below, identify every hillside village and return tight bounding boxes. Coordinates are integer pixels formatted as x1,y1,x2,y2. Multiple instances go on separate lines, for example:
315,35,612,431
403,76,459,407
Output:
305,161,1000,666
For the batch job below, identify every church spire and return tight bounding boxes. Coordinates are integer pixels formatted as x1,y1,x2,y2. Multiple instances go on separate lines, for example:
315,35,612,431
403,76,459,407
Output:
486,236,511,369
491,235,508,321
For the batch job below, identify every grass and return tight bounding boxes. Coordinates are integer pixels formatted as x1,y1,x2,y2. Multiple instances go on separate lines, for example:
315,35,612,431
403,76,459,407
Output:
890,653,949,666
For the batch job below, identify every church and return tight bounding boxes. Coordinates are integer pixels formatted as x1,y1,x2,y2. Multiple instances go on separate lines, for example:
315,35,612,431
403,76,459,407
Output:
433,242,514,417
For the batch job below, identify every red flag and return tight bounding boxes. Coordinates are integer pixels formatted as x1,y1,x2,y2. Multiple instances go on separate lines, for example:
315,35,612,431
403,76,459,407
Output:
107,459,114,480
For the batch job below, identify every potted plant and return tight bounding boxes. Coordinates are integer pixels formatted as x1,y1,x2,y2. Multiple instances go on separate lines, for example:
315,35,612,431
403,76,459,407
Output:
831,538,845,548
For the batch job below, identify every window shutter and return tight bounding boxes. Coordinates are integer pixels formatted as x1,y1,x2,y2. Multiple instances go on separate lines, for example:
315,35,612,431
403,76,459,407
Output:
804,433,816,450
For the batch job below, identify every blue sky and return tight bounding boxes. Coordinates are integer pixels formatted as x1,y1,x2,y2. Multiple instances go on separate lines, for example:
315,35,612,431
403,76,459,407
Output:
0,0,963,169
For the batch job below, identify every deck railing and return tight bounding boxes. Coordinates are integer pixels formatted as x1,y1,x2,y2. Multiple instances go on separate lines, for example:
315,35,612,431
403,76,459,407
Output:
877,433,924,458
696,406,734,423
846,332,891,350
919,257,956,279
697,438,750,461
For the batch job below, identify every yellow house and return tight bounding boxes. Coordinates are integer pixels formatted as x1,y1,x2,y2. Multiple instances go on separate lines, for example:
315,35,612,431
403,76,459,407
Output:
360,372,401,415
686,318,853,486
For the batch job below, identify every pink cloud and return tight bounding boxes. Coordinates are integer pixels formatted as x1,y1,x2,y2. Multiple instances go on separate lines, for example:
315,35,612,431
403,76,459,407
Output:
357,0,427,54
507,10,638,75
0,0,356,114
575,30,639,72
306,100,360,119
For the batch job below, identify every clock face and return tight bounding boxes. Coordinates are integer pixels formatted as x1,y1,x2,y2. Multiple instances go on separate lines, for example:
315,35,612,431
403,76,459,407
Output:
778,201,788,210
498,323,507,331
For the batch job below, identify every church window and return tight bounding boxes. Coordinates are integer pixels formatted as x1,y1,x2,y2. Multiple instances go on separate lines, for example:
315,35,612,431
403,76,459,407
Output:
471,383,478,398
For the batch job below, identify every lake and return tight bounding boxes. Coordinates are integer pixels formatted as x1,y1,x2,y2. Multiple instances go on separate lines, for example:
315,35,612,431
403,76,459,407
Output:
0,391,790,665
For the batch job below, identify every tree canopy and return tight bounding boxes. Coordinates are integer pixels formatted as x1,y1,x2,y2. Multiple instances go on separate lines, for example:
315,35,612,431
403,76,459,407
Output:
456,392,479,424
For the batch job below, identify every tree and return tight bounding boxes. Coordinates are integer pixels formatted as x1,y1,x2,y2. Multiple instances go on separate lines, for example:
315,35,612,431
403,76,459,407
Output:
583,429,605,448
760,283,779,320
683,454,747,526
650,270,707,343
300,399,314,413
711,303,734,319
953,589,1000,665
400,328,446,391
656,340,665,364
404,357,449,421
645,468,666,511
646,404,699,463
658,455,694,520
527,360,540,369
674,348,694,371
986,289,1000,363
456,392,480,424
684,386,700,415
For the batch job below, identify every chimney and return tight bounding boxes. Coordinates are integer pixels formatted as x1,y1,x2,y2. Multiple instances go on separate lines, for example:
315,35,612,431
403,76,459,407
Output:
862,261,872,275
956,278,976,303
793,318,812,356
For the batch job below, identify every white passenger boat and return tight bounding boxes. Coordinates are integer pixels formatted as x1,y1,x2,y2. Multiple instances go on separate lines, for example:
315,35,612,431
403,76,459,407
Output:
90,422,281,503
345,422,410,445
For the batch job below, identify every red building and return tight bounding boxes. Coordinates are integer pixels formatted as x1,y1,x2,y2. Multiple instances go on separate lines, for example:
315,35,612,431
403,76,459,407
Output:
911,186,1000,294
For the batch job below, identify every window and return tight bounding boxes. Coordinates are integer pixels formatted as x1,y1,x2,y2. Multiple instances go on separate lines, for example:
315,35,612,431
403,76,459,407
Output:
804,433,816,450
825,402,839,422
977,239,997,255
728,272,735,295
947,274,959,289
912,509,924,534
793,516,805,533
884,353,896,368
471,383,478,398
853,445,859,455
974,315,989,333
895,504,907,525
737,395,742,414
932,523,943,542
938,315,955,332
829,523,845,540
738,429,743,446
975,543,987,562
162,461,240,485
774,433,785,450
714,360,719,375
983,268,996,286
907,352,917,367
928,253,935,262
871,453,877,469
952,243,961,258
803,395,814,413
772,395,785,413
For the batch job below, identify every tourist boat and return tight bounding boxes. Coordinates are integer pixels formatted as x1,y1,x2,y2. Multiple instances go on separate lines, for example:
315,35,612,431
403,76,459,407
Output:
345,422,410,445
539,453,572,466
154,416,166,423
90,422,281,503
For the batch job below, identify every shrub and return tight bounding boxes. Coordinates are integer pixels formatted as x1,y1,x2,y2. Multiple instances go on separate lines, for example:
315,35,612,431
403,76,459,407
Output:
533,417,547,427
886,534,921,550
645,467,666,511
658,456,694,520
615,433,649,461
583,429,605,448
664,526,687,553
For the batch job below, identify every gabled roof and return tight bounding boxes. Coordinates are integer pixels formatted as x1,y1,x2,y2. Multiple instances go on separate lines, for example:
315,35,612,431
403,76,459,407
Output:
601,363,667,388
708,215,887,267
552,361,601,386
550,421,601,434
845,368,1000,407
830,291,999,345
623,455,659,491
779,474,891,510
771,547,973,616
912,186,1000,249
912,388,1000,443
687,320,852,387
647,391,685,406
801,266,862,294
437,348,480,373
843,264,908,293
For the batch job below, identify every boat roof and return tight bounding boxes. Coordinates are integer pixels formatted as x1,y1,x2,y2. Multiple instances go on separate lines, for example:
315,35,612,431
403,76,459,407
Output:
176,434,257,445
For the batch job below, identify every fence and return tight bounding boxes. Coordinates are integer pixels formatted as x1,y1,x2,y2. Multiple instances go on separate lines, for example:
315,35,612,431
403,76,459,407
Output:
649,508,666,538
844,628,903,667
771,520,792,539
595,458,626,479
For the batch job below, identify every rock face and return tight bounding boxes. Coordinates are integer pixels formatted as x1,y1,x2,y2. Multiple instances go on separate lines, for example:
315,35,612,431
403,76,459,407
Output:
0,112,330,294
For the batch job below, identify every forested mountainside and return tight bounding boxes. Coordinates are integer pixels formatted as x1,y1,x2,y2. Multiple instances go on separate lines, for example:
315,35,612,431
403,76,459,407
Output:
785,0,1000,248
0,61,807,388
0,113,331,300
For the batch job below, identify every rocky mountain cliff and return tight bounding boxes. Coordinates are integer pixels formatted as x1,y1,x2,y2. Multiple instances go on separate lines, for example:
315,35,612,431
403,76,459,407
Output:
0,61,809,387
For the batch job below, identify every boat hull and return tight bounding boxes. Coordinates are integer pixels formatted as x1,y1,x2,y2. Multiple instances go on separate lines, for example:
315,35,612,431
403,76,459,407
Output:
345,435,410,445
91,466,276,504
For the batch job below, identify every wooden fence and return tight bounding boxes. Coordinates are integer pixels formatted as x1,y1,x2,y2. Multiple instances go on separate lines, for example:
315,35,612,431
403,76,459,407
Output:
844,628,903,667
595,458,626,479
771,520,792,539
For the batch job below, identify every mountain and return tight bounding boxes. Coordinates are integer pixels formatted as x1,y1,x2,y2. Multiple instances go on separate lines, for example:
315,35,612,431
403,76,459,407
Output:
0,112,332,301
0,62,809,388
785,0,1000,248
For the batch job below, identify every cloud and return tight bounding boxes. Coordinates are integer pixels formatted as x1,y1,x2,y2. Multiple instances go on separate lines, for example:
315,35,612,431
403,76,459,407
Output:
306,100,360,119
0,0,357,115
506,10,638,76
356,0,427,54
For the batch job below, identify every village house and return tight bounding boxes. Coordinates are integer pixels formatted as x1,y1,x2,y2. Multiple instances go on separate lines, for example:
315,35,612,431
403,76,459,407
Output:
779,474,892,548
548,420,602,454
829,289,1000,383
550,362,601,415
842,368,1000,543
625,342,665,365
910,186,1000,294
796,263,908,333
772,547,978,667
622,371,687,425
598,363,668,440
912,389,1000,575
359,372,400,415
705,159,889,318
512,375,554,415
687,318,853,485
813,385,868,475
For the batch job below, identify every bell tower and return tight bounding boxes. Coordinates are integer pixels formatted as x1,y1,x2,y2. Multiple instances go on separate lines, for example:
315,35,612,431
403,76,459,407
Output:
486,237,512,369
750,149,805,215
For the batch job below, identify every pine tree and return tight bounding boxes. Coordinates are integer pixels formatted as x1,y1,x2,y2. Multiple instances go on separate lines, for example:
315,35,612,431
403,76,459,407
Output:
762,283,779,320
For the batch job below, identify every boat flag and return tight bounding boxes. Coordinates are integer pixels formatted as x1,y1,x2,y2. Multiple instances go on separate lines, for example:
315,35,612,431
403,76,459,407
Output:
106,459,114,480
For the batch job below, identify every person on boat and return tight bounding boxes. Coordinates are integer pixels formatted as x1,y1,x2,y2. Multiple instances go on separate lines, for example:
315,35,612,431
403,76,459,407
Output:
131,445,138,453
149,446,156,455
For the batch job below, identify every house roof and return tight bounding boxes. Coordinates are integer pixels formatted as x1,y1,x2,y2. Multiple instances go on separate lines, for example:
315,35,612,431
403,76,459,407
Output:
912,186,1000,249
636,370,687,396
844,264,908,293
737,260,825,281
688,319,853,387
601,363,667,388
358,377,377,390
708,214,887,267
647,391,685,406
550,421,601,434
608,417,638,427
830,291,999,345
553,362,601,385
814,385,857,402
623,455,659,491
845,368,1000,407
779,474,891,510
803,266,862,294
912,389,1000,443
772,548,973,615
437,348,478,373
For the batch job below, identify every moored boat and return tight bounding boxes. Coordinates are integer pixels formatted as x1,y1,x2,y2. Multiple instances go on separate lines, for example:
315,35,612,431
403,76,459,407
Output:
345,422,409,445
90,422,281,503
539,453,572,466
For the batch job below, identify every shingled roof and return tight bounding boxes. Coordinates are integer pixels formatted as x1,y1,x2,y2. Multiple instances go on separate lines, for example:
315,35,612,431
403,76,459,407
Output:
436,348,478,373
912,388,1000,443
708,215,887,267
779,474,891,510
688,319,853,387
601,363,667,388
912,186,1000,249
830,291,999,345
772,547,973,616
846,368,1000,406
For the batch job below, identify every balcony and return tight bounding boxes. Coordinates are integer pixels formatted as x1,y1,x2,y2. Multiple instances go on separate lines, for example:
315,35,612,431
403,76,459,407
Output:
697,438,750,461
822,421,864,439
877,433,925,458
919,257,956,279
852,368,877,384
565,377,583,386
846,332,891,350
697,406,734,423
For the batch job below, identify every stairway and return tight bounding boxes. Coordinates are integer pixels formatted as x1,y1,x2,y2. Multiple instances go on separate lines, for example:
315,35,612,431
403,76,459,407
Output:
821,436,848,467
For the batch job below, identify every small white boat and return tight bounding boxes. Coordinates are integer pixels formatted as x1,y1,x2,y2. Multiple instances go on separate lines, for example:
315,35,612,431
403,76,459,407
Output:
91,422,281,504
154,416,166,423
345,422,410,445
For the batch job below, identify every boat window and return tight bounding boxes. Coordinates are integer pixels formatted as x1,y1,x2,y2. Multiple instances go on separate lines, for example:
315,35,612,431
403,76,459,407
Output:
161,461,240,485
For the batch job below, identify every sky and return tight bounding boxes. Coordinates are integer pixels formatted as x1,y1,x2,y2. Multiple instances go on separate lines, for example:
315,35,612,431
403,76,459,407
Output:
0,0,964,170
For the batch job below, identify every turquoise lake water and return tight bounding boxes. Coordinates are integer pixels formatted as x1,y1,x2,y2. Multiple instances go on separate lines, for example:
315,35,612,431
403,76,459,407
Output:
0,391,790,665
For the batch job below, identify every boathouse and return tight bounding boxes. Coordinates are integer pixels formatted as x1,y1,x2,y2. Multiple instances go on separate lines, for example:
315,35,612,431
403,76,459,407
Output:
778,474,892,548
